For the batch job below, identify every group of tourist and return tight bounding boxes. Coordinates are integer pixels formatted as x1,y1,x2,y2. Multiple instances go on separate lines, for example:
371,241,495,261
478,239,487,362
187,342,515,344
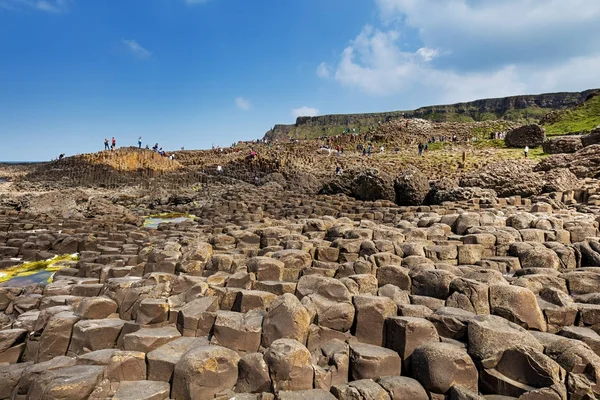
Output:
103,137,117,151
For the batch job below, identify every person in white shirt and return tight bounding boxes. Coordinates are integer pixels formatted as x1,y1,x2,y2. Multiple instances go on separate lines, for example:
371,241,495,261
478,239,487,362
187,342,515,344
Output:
217,165,223,175
524,146,529,158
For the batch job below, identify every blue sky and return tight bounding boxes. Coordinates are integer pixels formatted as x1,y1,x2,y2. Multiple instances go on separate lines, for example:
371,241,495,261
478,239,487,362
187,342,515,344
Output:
1,0,599,161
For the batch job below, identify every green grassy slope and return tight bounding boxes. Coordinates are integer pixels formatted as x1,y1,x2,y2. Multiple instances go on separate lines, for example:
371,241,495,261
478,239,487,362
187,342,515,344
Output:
544,93,600,135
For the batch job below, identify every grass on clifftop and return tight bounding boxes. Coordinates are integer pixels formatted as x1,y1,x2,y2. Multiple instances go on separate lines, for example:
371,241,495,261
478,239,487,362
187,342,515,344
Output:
544,94,600,135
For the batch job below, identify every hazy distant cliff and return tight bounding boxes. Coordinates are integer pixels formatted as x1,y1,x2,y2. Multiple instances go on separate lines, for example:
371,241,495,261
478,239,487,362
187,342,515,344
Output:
264,89,598,141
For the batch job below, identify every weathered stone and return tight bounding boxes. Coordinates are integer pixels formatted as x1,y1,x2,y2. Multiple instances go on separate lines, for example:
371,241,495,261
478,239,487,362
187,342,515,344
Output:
489,285,546,331
147,337,209,382
236,352,272,394
353,295,397,346
211,310,263,355
264,339,313,392
349,342,401,381
262,293,311,347
172,345,240,399
411,342,478,395
123,325,181,353
332,379,390,399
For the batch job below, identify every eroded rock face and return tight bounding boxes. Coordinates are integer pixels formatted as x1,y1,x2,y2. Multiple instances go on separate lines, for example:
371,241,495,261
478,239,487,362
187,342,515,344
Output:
459,161,544,197
505,124,546,148
543,136,583,154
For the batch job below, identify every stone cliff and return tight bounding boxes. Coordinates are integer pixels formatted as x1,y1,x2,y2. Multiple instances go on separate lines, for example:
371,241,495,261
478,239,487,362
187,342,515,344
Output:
265,89,598,141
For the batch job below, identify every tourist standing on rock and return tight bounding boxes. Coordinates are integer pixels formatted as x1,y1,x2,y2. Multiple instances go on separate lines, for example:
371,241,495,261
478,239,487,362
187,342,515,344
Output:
138,136,142,149
418,143,423,156
524,146,529,158
217,165,223,175
104,138,109,150
380,146,384,154
336,166,341,175
111,137,116,150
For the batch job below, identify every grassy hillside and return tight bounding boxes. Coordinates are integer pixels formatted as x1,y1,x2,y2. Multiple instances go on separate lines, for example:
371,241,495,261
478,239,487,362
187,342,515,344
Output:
544,93,600,136
265,90,597,141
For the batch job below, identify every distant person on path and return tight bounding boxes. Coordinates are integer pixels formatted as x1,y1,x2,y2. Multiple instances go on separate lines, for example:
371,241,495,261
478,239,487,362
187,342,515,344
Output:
217,165,223,175
380,146,384,154
104,138,109,150
336,165,341,175
111,137,116,150
138,136,142,149
254,176,260,185
524,146,529,158
418,143,423,156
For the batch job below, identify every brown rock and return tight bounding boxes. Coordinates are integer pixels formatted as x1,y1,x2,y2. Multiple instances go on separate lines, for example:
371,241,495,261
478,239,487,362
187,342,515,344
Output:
236,352,272,394
349,342,401,381
411,342,478,395
262,293,311,347
353,295,397,346
264,339,313,392
172,345,240,399
489,285,546,331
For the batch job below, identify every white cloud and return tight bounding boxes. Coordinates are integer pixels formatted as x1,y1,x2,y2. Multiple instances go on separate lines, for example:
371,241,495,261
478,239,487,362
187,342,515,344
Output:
316,62,331,79
292,107,319,118
123,39,152,59
235,97,251,110
0,0,71,12
323,0,600,103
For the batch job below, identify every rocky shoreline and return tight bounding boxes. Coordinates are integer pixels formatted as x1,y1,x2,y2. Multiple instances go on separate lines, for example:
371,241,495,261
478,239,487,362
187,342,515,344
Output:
1,126,600,399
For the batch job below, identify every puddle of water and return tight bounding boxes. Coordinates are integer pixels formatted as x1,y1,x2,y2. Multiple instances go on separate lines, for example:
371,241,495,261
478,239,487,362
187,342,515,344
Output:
0,254,79,287
143,213,194,229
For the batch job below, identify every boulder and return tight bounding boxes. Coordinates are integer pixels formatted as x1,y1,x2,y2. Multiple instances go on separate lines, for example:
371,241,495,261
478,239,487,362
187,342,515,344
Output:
543,136,583,154
351,169,395,202
394,168,430,206
411,342,478,395
377,376,428,400
236,352,272,394
312,339,350,390
505,124,546,148
468,315,543,362
261,293,311,347
352,295,397,346
489,285,546,331
480,345,565,397
264,339,313,392
542,168,580,193
172,345,240,399
349,342,401,381
147,337,209,382
210,310,263,355
384,316,440,368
